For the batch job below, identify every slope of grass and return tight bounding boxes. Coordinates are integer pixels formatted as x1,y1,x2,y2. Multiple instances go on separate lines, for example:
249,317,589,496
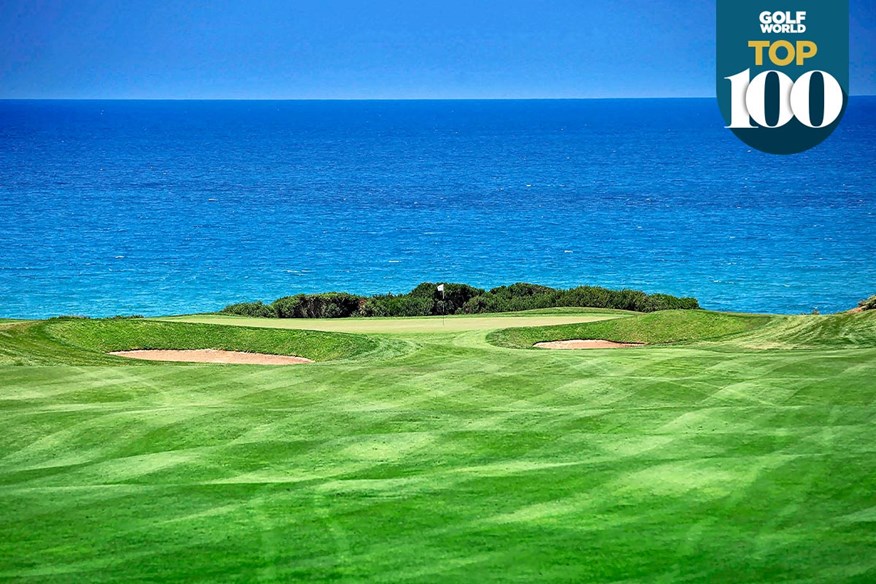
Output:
723,310,876,350
488,310,774,349
0,321,122,366
0,319,383,366
1,310,875,582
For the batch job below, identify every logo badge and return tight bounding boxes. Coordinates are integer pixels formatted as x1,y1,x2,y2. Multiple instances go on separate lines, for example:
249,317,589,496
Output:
717,1,849,154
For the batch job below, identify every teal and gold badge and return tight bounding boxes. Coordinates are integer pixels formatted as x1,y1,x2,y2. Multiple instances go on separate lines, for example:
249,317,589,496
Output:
717,1,849,154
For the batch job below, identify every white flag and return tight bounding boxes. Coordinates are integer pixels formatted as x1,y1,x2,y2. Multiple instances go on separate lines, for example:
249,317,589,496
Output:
437,284,445,292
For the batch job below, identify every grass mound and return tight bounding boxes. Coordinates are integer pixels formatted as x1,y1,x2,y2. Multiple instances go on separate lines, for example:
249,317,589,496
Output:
0,319,380,366
725,310,876,350
488,310,876,351
487,310,773,349
0,321,120,366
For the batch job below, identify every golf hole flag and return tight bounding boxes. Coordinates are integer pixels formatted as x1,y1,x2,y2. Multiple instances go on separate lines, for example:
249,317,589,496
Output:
437,284,445,293
717,0,849,154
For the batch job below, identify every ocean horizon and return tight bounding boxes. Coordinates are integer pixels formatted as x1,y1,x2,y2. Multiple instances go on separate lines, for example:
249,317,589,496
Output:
1,97,874,319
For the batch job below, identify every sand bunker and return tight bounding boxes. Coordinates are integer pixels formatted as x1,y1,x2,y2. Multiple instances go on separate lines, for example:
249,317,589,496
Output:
534,340,644,350
110,349,313,365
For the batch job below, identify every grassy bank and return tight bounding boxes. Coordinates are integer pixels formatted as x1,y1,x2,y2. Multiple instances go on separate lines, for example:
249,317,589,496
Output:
0,319,381,366
488,310,775,348
722,310,876,349
1,309,875,581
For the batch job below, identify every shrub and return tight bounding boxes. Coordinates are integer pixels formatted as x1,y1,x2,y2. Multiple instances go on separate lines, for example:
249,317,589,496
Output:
221,301,277,318
463,283,558,313
643,293,700,311
411,282,486,315
360,295,433,317
272,293,361,319
459,284,700,314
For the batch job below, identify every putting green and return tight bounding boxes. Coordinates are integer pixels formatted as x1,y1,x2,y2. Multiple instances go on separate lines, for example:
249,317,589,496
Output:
158,308,629,334
1,309,874,582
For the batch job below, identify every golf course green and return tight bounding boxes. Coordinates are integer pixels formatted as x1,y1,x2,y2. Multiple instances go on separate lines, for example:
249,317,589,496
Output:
1,308,875,582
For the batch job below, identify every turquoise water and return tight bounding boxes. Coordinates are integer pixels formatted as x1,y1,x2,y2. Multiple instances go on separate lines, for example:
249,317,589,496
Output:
0,98,874,318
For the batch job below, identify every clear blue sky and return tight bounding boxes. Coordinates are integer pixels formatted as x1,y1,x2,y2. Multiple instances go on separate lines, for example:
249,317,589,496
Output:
1,0,873,99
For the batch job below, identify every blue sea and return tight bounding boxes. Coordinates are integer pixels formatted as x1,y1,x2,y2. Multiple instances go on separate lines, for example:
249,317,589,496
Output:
1,99,874,319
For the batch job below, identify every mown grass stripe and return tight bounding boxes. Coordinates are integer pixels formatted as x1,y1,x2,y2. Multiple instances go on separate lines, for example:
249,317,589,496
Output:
0,310,874,581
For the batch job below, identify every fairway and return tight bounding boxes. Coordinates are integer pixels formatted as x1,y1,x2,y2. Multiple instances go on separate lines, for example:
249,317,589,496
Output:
1,310,875,582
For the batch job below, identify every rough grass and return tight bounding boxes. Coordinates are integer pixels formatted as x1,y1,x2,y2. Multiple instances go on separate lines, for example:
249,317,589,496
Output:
1,310,875,582
488,310,774,349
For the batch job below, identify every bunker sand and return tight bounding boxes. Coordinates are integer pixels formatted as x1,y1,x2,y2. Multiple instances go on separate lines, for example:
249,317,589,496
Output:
534,339,645,350
110,349,313,365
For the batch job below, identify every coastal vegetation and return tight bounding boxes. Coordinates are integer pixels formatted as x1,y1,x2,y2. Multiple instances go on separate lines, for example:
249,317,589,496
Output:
221,282,700,319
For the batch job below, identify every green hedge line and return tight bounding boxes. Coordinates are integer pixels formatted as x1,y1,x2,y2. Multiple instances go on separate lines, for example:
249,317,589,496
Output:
220,282,700,319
